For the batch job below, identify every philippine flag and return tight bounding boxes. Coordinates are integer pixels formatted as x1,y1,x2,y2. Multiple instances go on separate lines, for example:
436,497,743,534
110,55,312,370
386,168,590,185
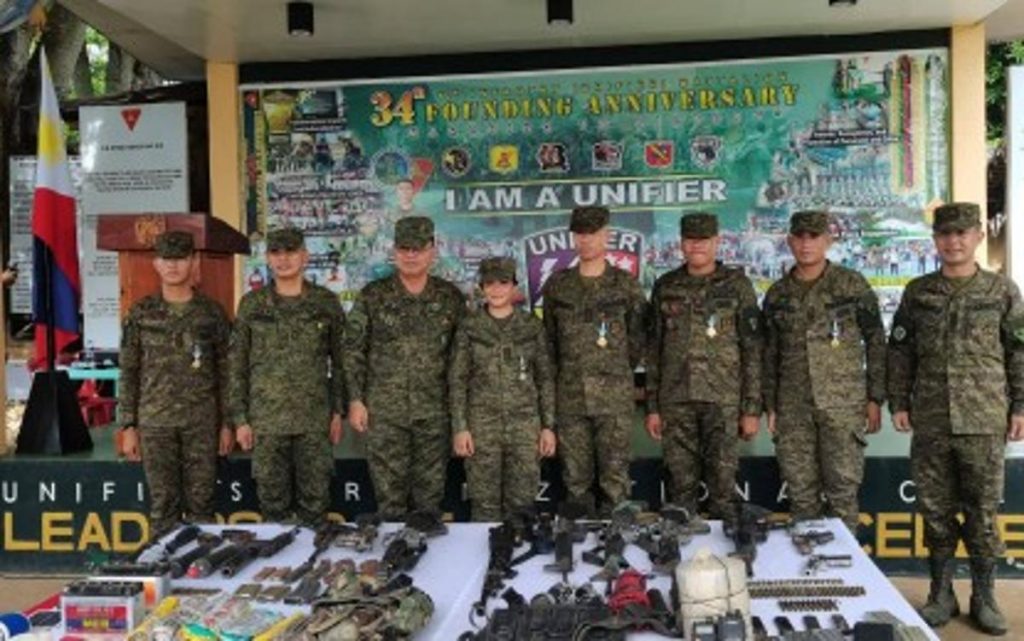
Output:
30,48,80,370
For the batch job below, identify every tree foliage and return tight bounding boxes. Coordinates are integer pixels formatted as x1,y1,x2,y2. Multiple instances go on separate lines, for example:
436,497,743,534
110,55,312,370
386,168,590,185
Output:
987,40,1024,145
0,2,163,264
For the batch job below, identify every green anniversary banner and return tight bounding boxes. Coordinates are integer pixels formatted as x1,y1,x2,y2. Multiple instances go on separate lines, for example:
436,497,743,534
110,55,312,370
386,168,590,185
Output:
241,47,949,328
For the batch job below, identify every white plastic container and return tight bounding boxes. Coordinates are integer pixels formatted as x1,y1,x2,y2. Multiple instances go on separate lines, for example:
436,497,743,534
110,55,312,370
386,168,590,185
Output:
675,547,752,640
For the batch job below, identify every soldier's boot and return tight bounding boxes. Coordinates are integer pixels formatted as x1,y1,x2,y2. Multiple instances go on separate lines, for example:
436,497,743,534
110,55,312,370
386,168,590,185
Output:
919,555,959,627
969,557,1008,636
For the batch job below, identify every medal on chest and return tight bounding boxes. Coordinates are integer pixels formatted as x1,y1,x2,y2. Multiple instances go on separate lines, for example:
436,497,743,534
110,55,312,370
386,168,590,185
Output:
829,319,841,348
191,343,203,369
596,318,609,348
518,355,528,381
705,313,718,338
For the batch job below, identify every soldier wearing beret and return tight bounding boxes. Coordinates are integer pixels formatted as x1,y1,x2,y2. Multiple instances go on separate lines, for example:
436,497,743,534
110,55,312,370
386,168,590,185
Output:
541,206,647,516
229,227,346,524
344,216,466,519
762,210,886,532
646,212,763,519
888,202,1024,635
448,257,557,521
119,231,233,531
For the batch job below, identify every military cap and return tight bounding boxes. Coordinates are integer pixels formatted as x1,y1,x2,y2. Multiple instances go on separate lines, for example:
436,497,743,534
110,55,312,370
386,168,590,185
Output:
933,202,981,233
789,210,831,235
680,212,719,238
266,227,305,252
154,231,194,259
478,257,517,284
569,206,610,233
394,216,435,249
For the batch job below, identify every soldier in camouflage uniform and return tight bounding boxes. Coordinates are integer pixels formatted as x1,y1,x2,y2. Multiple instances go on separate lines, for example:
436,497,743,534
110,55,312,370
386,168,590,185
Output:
449,257,557,521
542,206,647,515
762,211,886,532
229,228,345,524
344,217,466,519
888,203,1024,635
119,231,233,532
645,213,763,519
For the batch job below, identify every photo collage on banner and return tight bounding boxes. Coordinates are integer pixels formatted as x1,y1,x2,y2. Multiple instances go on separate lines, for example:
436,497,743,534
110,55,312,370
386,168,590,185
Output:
241,49,949,325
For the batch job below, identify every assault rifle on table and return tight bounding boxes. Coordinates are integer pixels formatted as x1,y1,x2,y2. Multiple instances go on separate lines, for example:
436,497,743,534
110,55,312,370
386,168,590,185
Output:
218,527,299,577
471,522,518,625
723,502,785,576
97,524,201,576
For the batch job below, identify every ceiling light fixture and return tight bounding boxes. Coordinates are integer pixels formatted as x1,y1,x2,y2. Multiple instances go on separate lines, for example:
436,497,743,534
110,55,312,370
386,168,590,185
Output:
288,1,314,37
547,0,573,26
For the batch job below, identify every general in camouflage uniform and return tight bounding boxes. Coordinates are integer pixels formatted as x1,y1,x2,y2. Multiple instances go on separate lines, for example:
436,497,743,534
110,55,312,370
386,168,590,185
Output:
344,217,466,519
888,203,1024,635
542,206,647,515
762,211,886,532
449,258,557,521
119,231,231,532
229,228,346,524
646,213,763,519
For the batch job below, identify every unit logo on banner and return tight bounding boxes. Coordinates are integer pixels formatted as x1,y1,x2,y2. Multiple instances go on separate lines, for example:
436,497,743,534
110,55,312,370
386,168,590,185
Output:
690,135,723,170
592,141,623,171
536,142,570,173
523,227,643,308
489,145,519,174
644,141,675,168
120,108,142,131
441,147,471,178
370,148,411,185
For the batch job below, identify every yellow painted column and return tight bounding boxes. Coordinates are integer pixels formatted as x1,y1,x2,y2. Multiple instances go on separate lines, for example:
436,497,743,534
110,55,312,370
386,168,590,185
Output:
206,62,244,304
950,23,989,264
1,278,7,456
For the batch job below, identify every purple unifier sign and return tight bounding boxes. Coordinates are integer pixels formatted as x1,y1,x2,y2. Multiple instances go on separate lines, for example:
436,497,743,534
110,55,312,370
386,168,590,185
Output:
523,226,643,309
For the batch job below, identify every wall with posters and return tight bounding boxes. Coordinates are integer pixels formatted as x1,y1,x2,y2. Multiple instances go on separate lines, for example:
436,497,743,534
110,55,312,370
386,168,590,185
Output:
241,48,949,323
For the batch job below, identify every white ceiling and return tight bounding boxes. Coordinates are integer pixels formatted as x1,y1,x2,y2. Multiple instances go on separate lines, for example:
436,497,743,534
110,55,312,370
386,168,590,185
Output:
63,0,1011,80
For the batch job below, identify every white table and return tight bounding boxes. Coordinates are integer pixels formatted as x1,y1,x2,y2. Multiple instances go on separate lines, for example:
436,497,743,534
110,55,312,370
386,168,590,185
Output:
163,520,936,640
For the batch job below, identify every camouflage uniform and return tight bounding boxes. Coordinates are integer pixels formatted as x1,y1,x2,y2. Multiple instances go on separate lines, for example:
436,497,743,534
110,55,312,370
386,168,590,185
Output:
343,217,466,519
119,231,230,531
888,203,1024,633
228,228,346,524
449,258,556,521
647,213,763,519
762,211,886,531
542,207,647,514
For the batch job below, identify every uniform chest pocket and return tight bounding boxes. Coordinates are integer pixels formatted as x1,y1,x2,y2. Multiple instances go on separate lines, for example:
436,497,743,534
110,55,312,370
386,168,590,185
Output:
965,299,1003,349
249,315,278,350
708,298,738,334
139,322,173,351
826,300,858,340
660,296,687,331
767,302,794,330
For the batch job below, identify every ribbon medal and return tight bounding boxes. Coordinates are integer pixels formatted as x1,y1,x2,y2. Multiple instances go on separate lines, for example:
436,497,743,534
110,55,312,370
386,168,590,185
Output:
706,313,718,338
518,356,528,381
829,319,841,348
191,343,203,369
596,320,609,348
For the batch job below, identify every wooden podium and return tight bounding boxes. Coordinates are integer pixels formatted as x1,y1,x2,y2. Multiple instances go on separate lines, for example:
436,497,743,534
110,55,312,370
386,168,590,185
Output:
97,213,250,319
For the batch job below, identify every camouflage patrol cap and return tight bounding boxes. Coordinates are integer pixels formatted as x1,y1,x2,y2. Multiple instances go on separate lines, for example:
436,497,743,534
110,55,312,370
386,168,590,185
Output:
266,227,305,252
569,206,610,233
933,202,981,233
394,216,435,249
680,212,719,238
154,231,194,258
478,257,517,284
789,210,831,235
